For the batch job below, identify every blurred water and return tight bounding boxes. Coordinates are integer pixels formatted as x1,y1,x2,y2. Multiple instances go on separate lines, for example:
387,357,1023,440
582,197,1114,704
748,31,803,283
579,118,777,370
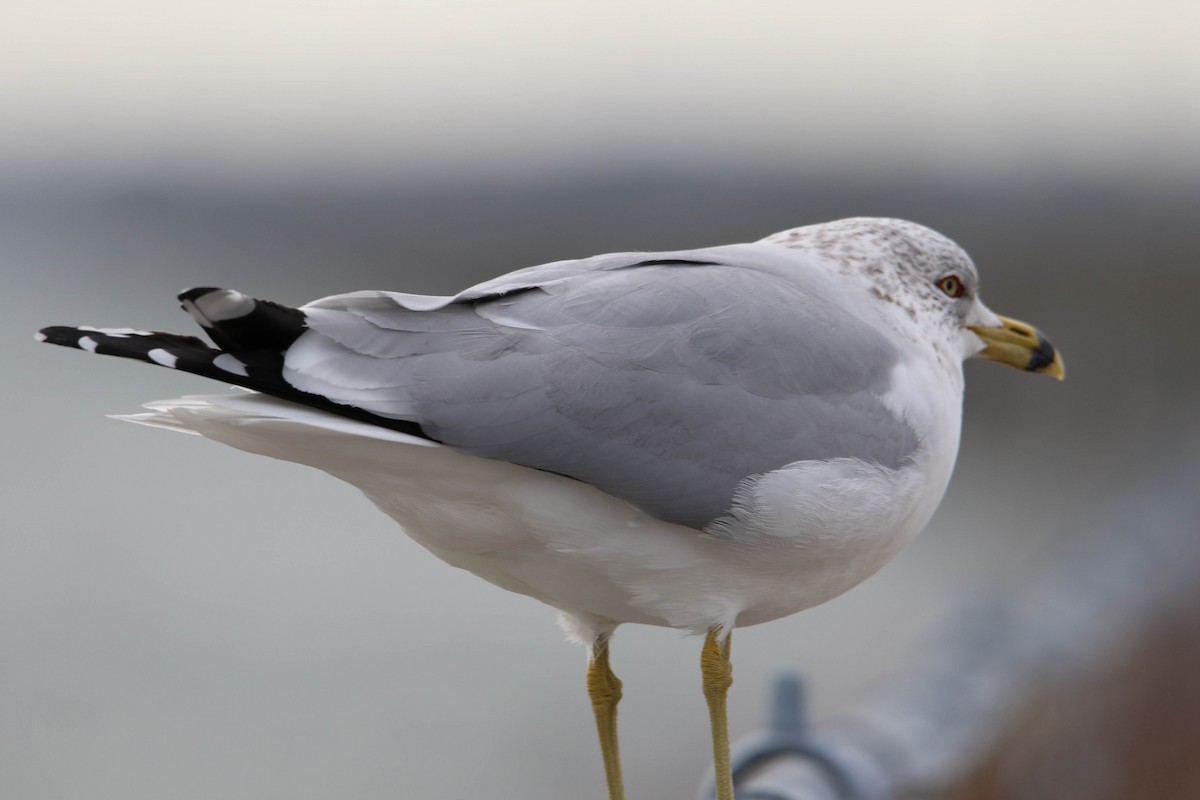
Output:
3,169,1197,799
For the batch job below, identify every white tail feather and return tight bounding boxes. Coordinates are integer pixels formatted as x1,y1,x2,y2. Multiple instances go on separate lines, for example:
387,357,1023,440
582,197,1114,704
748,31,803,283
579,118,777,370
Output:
115,392,439,447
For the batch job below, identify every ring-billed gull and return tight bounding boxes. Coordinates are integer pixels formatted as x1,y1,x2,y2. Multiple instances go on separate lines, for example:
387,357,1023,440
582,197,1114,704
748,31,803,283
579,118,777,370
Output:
38,217,1063,800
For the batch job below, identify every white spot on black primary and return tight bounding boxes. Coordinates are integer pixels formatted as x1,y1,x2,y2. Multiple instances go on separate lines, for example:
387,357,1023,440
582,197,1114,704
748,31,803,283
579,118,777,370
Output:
177,287,306,354
213,353,249,376
34,331,47,343
147,348,178,368
79,336,99,353
181,288,255,324
77,326,152,338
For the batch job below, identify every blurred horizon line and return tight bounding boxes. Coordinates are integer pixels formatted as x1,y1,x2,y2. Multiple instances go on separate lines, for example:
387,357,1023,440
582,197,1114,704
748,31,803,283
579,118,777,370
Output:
3,156,1198,199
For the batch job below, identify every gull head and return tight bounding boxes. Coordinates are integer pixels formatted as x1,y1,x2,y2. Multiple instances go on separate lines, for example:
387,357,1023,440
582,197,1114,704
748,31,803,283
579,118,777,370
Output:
761,217,1064,380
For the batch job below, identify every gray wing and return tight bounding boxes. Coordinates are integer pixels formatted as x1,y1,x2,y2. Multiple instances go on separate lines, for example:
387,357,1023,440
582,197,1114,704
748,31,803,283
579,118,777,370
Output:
284,244,918,529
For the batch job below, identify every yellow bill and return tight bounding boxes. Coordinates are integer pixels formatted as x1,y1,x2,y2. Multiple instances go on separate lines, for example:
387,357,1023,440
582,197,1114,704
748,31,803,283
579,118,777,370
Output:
968,315,1064,380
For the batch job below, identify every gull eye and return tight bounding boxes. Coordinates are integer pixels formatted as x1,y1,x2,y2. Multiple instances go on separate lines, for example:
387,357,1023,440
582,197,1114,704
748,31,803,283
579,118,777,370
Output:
937,275,965,298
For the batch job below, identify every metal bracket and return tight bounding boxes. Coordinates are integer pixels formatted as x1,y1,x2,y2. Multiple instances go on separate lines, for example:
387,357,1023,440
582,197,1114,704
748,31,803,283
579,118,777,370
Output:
700,672,879,800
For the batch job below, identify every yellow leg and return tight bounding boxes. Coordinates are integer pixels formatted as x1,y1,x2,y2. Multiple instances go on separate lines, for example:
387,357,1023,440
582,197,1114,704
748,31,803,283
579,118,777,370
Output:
586,635,625,800
701,628,734,800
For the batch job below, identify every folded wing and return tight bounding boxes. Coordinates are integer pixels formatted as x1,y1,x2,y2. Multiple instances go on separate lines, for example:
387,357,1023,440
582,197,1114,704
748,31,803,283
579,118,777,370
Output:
285,245,919,528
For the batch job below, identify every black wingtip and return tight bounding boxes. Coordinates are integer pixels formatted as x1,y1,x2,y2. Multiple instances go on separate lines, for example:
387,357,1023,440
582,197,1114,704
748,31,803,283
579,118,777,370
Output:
36,324,216,359
37,321,432,442
177,287,223,304
38,325,175,350
178,287,256,327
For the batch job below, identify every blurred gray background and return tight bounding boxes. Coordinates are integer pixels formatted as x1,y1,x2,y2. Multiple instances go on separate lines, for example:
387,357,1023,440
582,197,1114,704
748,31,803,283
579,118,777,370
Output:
3,2,1197,799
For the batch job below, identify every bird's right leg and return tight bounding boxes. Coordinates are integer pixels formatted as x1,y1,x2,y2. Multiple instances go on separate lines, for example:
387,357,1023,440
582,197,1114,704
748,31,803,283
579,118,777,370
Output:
701,628,734,800
586,633,625,800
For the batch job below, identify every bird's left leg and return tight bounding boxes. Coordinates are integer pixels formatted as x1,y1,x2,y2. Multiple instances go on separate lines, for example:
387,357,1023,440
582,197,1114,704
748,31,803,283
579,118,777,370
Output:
701,627,734,800
586,633,625,800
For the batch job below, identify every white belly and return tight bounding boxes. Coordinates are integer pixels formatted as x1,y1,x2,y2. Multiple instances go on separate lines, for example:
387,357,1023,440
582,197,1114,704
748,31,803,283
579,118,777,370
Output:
126,393,955,640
